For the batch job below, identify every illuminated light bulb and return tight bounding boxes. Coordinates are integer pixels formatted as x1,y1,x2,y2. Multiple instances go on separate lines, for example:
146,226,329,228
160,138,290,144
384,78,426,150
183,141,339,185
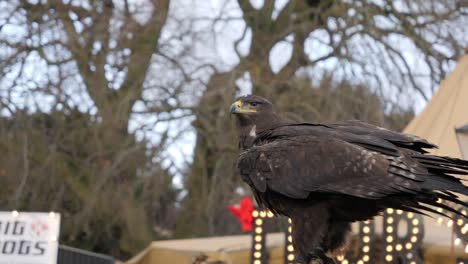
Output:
357,260,364,264
12,211,19,217
288,254,295,261
252,210,259,217
437,218,443,224
412,219,419,225
387,217,394,224
255,236,262,242
363,236,370,243
288,226,292,233
255,244,262,250
462,210,466,215
260,211,267,218
363,255,370,262
386,245,393,252
254,260,261,264
255,227,262,233
447,220,453,227
407,212,414,218
364,220,370,224
386,236,393,243
461,226,467,235
267,211,274,218
385,255,393,262
457,219,464,226
288,236,292,242
387,208,394,214
342,260,349,264
411,236,418,243
405,243,412,250
254,252,261,258
363,226,370,233
454,238,461,246
410,262,416,264
464,224,468,230
436,207,443,213
363,246,370,253
337,255,344,261
396,210,403,215
412,228,419,234
386,227,393,233
436,198,442,203
396,244,403,251
288,245,294,252
256,219,263,225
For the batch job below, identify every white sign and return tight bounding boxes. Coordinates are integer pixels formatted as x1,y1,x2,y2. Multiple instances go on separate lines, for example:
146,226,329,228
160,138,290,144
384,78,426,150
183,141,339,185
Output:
0,211,60,264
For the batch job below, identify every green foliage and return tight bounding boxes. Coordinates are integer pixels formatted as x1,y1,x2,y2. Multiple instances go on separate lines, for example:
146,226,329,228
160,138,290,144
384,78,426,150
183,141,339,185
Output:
0,110,177,259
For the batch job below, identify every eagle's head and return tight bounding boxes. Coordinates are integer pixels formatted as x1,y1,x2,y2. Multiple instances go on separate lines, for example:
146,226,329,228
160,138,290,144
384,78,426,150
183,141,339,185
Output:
230,95,284,149
229,95,273,116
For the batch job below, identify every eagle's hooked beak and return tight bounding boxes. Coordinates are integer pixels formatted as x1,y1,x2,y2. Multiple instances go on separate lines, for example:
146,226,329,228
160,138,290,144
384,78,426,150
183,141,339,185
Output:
230,101,242,114
230,101,256,114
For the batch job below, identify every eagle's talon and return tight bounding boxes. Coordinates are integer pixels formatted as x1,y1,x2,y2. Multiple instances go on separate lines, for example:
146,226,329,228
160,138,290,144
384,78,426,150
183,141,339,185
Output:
295,248,336,264
308,248,336,264
309,257,324,264
308,256,336,264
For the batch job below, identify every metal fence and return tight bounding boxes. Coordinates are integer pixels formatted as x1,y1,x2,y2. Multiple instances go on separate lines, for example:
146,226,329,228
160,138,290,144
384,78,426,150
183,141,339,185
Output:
58,245,114,264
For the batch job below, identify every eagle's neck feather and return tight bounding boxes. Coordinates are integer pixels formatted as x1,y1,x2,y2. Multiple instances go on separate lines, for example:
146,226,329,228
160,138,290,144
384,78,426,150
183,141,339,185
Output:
236,112,286,150
238,125,256,151
249,125,257,137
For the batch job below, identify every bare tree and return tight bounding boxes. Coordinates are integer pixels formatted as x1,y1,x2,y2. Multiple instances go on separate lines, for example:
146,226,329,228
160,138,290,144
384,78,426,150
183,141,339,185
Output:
0,0,195,258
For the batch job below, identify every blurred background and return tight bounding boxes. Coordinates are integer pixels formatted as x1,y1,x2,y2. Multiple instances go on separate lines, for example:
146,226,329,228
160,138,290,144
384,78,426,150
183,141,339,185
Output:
0,0,467,260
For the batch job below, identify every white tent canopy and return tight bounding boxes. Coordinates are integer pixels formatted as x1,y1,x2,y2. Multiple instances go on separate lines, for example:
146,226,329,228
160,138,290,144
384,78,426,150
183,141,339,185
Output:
402,54,468,250
404,54,468,158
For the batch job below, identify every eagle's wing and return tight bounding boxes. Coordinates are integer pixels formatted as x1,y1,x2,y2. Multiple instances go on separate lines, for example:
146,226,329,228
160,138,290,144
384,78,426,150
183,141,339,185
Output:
328,120,437,152
238,134,425,200
239,126,468,202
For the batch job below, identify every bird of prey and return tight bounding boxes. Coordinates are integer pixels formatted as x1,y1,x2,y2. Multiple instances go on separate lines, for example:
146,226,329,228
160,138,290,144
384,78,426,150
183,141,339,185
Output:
230,95,468,264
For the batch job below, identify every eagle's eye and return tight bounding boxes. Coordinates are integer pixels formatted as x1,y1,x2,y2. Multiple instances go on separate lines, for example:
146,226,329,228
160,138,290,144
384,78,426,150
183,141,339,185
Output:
249,102,259,107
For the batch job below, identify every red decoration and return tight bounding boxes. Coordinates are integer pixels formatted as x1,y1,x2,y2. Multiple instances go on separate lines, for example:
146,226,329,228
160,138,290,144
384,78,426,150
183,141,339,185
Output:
227,196,254,232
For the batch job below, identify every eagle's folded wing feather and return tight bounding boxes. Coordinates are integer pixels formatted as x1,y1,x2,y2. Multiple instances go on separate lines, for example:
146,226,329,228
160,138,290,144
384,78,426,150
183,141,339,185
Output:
238,135,424,200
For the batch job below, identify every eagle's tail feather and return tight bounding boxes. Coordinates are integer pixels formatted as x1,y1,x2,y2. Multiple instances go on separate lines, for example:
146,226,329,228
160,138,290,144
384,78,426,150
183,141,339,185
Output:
408,153,468,219
409,191,468,220
421,175,468,196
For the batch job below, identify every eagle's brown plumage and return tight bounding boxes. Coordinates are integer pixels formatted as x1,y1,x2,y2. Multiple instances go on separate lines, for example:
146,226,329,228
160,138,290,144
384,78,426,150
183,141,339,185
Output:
231,95,468,264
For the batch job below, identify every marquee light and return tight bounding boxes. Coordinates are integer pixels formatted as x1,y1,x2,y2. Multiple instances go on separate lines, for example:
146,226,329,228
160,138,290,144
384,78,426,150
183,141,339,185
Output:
338,220,375,264
250,209,274,264
451,204,468,254
382,209,424,263
251,204,466,264
284,218,295,264
250,209,296,264
433,199,468,254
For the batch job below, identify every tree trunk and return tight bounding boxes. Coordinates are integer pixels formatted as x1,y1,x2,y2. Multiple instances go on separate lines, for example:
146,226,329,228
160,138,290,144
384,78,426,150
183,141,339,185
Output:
176,70,245,237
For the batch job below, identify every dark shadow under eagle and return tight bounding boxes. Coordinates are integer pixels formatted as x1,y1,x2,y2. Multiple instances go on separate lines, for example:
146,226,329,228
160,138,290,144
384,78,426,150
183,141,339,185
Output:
230,95,468,264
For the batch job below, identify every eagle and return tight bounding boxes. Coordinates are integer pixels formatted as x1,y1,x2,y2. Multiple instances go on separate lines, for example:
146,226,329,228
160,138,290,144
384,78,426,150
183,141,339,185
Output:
230,95,468,264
